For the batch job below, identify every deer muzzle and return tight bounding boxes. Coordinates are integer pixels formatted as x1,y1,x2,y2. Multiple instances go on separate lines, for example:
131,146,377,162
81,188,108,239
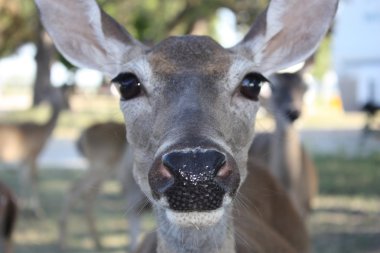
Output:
148,146,240,225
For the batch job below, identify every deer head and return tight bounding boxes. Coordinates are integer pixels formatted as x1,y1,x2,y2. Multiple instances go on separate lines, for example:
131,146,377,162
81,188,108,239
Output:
35,0,338,252
269,71,309,123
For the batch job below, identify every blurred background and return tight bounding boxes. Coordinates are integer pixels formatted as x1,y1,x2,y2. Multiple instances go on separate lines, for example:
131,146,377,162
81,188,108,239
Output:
0,0,379,252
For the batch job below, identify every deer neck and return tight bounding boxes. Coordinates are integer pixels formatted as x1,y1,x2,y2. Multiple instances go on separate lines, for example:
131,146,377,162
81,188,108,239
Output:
270,113,302,190
154,206,236,253
41,102,61,137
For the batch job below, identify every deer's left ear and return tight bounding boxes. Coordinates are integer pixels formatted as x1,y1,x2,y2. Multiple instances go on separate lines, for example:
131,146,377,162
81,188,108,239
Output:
232,0,339,75
35,0,145,77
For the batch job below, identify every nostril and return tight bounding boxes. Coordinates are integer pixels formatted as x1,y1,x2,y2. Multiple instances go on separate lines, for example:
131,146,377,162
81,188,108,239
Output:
213,153,227,176
149,163,175,197
159,163,173,179
286,109,301,122
216,165,232,178
162,149,226,182
161,153,178,173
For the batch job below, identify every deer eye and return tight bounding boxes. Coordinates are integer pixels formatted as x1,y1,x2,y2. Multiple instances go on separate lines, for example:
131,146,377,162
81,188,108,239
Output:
112,73,142,100
239,73,268,101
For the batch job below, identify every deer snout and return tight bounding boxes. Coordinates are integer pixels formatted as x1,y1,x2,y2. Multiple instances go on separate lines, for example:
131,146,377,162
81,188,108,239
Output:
149,148,240,212
285,108,301,122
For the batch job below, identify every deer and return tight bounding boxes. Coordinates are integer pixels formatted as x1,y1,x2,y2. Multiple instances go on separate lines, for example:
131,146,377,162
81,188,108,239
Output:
58,121,146,251
61,72,317,250
0,87,70,216
248,70,318,219
0,180,18,253
35,0,338,252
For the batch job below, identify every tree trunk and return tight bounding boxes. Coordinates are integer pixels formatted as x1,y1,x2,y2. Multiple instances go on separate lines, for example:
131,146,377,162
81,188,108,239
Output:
33,21,56,106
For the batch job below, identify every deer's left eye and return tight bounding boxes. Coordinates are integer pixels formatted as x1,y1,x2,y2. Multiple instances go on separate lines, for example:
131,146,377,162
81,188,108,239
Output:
112,73,142,101
239,73,269,101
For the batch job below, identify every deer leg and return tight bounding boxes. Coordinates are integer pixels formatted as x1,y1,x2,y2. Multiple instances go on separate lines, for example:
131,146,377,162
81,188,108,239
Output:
18,160,42,217
116,144,144,251
29,159,43,217
126,190,146,252
59,170,103,251
2,239,12,253
83,179,103,251
59,177,85,251
18,162,29,207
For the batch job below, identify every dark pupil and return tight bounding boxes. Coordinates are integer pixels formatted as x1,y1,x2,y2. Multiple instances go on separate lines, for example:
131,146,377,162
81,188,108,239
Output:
240,73,266,101
112,73,141,100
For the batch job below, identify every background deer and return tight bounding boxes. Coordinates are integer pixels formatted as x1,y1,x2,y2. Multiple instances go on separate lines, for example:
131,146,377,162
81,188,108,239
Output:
0,87,70,215
35,0,338,252
249,70,318,218
0,180,18,253
59,121,146,251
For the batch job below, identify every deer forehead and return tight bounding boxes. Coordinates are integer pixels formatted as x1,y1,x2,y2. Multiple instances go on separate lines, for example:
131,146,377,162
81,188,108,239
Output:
147,36,232,79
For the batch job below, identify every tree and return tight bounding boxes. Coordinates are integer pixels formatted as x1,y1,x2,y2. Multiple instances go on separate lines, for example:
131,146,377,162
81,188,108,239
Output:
0,0,36,55
0,0,268,105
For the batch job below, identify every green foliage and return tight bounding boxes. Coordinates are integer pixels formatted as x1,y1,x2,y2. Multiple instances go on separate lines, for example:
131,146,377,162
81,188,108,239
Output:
311,36,332,81
0,0,268,56
0,0,37,56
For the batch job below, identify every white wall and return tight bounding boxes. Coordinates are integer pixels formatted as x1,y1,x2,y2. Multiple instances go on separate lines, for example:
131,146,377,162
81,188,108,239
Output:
333,0,380,110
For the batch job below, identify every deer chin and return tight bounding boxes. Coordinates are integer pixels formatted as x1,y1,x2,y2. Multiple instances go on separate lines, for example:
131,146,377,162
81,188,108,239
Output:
166,208,224,228
163,195,232,228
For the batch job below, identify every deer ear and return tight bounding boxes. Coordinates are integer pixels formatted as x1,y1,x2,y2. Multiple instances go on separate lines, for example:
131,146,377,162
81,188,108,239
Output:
35,0,145,77
232,0,338,75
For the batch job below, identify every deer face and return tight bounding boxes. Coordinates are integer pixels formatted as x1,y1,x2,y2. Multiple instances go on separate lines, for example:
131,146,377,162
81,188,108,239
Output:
35,0,338,229
116,36,265,225
270,72,308,122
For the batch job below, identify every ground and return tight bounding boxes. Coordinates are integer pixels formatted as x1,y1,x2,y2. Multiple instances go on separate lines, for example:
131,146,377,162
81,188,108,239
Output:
0,154,379,253
1,94,379,252
311,155,380,253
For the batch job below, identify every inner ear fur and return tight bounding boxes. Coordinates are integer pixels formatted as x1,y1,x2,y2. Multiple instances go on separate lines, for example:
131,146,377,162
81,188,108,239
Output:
35,0,145,77
232,0,339,75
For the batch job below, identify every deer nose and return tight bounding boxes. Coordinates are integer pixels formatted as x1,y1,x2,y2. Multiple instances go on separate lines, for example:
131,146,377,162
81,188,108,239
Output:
150,148,238,212
162,149,226,181
286,109,301,122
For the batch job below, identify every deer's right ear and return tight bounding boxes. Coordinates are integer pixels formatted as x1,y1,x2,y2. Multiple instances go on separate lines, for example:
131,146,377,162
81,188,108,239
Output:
232,0,339,75
35,0,145,77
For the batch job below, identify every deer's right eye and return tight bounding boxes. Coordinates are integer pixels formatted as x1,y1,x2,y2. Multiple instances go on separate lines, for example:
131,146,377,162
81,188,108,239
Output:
239,73,269,101
112,73,142,100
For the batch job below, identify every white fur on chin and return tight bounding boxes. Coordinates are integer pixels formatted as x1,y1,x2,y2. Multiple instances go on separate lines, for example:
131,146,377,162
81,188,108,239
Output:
166,208,224,228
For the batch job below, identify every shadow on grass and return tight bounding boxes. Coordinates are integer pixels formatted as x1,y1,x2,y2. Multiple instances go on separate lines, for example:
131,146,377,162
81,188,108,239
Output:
315,154,380,196
16,243,127,253
311,154,380,253
313,231,380,253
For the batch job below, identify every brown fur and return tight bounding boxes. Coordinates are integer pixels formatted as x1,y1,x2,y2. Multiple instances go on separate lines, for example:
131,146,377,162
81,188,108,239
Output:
248,71,318,218
0,180,18,253
59,122,126,250
248,132,318,218
0,87,69,214
149,36,231,77
35,0,338,252
134,167,309,253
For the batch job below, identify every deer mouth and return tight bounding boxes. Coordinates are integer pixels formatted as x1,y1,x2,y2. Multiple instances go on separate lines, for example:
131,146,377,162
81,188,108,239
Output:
149,146,240,227
165,208,226,227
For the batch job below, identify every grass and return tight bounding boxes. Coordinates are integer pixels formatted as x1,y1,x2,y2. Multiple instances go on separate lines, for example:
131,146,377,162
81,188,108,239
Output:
0,169,155,253
1,154,379,253
311,154,380,253
316,154,380,196
0,93,379,252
